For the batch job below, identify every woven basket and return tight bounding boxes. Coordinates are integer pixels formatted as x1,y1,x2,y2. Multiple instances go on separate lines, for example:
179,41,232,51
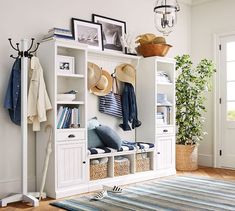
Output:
136,157,150,172
176,144,198,171
90,163,108,180
137,43,172,57
114,159,130,176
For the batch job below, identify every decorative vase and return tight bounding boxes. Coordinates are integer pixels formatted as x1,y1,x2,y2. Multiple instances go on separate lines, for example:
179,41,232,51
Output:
176,144,198,171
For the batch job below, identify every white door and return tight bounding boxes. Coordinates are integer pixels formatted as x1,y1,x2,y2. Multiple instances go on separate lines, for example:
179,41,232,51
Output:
156,136,175,170
218,35,235,169
57,142,87,188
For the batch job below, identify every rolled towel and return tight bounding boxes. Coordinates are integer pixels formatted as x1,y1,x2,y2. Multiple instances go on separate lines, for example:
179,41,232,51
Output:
99,157,108,164
90,159,100,165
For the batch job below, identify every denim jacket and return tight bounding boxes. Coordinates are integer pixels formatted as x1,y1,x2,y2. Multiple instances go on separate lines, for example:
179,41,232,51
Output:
4,58,21,125
119,83,141,131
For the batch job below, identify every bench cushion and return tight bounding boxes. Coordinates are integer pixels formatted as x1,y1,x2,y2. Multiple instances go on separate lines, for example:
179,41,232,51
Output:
88,142,154,155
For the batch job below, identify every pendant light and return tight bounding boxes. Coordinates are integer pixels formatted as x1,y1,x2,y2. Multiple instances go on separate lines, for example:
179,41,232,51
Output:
154,0,180,36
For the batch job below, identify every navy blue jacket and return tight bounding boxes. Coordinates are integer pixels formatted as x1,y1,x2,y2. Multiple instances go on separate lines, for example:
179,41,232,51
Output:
119,83,141,131
4,58,21,125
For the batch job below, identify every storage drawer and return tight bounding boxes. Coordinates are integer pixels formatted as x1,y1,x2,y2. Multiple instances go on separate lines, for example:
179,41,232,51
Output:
156,126,174,136
57,129,85,141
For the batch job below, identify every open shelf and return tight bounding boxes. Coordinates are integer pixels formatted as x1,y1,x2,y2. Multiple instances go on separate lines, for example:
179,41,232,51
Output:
57,73,85,79
57,101,84,105
157,82,173,86
88,49,140,60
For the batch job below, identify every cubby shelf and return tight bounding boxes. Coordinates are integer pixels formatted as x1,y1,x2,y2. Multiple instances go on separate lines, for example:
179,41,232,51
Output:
157,82,173,86
56,101,85,105
57,73,85,78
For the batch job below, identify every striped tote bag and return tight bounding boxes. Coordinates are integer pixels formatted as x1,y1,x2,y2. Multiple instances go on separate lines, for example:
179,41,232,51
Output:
99,76,122,118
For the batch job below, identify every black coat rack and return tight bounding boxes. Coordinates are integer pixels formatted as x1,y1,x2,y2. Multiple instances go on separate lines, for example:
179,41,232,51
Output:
8,38,40,59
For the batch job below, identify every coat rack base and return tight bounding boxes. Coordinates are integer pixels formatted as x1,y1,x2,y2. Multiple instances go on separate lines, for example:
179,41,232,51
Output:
0,192,46,207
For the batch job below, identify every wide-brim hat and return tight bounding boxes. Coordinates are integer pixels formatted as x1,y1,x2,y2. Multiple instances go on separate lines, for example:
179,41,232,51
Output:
90,69,112,96
88,62,102,89
115,63,136,86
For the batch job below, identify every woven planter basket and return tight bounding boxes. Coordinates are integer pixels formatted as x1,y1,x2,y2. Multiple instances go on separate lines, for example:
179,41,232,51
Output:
90,163,108,180
114,159,130,176
136,157,150,172
176,144,198,171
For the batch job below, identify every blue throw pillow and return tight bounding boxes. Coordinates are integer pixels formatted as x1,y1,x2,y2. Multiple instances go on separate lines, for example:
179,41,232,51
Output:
87,117,101,130
88,129,105,148
95,125,122,150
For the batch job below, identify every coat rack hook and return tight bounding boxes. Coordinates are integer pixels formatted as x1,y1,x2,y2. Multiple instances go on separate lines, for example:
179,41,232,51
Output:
8,38,18,51
29,42,40,54
27,38,35,52
10,54,18,59
16,43,19,51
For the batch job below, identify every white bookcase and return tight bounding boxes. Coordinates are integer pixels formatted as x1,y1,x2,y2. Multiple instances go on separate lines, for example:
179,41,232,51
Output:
36,39,88,198
136,56,176,171
36,39,176,199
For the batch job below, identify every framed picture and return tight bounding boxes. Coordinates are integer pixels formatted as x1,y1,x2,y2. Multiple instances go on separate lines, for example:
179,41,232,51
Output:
57,55,74,75
92,14,126,53
72,18,103,51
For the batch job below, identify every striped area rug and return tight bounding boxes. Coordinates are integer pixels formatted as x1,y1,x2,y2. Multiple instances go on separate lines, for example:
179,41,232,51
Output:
51,176,235,211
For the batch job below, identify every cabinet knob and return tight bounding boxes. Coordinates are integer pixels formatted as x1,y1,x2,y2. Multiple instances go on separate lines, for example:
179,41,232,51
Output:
68,134,75,138
157,152,160,154
83,161,86,164
163,129,168,132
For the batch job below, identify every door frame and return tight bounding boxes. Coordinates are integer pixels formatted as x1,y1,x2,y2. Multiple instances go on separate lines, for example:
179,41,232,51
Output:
213,31,235,168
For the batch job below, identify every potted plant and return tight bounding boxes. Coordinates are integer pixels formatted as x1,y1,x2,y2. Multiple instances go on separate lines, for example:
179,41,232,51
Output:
175,55,215,171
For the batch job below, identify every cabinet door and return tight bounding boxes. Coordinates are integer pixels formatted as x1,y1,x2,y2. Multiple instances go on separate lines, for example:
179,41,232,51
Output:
57,142,87,188
156,136,175,170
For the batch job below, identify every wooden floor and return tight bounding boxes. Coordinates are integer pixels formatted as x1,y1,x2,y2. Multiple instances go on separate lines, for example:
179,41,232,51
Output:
1,166,235,211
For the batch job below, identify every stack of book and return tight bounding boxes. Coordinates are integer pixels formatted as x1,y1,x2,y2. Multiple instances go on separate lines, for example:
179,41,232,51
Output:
42,27,74,41
156,112,164,124
57,106,80,129
156,107,171,125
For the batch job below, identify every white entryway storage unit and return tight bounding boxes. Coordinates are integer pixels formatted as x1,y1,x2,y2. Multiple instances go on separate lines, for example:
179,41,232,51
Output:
36,39,176,199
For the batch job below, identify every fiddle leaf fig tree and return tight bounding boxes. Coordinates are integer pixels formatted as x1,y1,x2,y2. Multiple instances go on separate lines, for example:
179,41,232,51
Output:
175,55,216,145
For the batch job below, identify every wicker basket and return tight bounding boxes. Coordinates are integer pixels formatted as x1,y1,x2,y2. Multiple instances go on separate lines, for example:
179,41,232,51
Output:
176,144,198,171
114,159,130,176
137,43,172,57
90,163,108,180
136,157,150,172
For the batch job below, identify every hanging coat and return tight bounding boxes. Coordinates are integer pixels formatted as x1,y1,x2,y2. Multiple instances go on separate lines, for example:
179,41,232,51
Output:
4,58,21,125
27,56,52,131
119,83,141,131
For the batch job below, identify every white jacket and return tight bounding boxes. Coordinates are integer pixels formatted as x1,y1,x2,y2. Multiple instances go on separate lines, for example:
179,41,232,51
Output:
28,56,52,131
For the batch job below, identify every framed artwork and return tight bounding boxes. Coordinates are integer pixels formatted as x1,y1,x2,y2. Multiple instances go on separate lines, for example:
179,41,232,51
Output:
57,55,74,75
92,14,126,53
72,18,103,51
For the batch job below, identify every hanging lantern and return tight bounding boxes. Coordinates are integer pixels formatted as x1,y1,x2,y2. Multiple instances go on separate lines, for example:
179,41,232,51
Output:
154,0,180,36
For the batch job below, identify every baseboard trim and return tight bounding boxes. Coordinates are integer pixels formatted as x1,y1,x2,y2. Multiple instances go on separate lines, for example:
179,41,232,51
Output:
198,154,213,167
0,176,35,199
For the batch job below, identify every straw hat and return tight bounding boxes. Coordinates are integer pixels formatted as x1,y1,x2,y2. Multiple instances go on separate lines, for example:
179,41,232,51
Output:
115,63,136,86
90,69,113,96
87,62,102,89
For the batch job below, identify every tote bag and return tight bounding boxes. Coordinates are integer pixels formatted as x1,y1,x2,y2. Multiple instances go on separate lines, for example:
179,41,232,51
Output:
99,76,122,118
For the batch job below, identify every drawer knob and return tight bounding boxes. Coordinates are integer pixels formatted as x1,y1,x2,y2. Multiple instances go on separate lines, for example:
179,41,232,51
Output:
83,161,86,164
163,129,168,132
157,152,160,154
68,134,75,138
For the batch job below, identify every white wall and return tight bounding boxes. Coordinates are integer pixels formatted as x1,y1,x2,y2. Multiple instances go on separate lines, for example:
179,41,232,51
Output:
191,0,235,166
0,0,191,198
